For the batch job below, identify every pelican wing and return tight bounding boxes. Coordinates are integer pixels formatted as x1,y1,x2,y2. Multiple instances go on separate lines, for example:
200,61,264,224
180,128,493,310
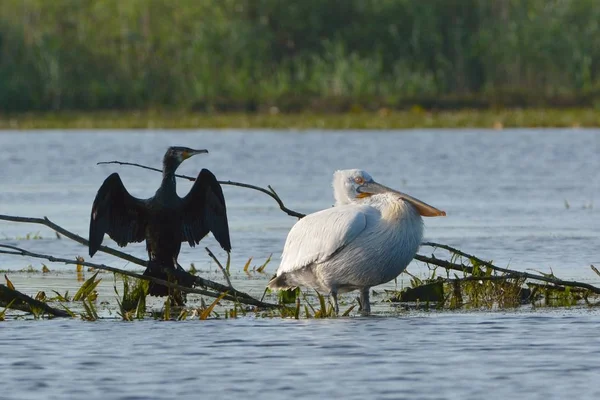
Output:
277,205,369,274
89,173,148,256
181,169,231,252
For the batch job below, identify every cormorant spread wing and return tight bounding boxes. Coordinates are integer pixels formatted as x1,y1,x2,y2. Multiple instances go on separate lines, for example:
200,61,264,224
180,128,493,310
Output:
89,172,148,256
181,169,231,252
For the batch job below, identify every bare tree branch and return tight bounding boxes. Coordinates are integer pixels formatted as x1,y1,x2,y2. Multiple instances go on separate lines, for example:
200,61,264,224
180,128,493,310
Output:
97,160,306,218
0,214,144,266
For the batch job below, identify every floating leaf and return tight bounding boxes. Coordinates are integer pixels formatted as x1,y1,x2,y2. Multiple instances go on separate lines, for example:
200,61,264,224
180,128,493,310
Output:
81,299,99,321
163,297,171,321
4,275,15,291
59,304,76,318
76,256,84,272
73,272,101,301
243,257,253,273
342,304,356,317
394,281,444,302
135,293,146,320
200,292,228,320
52,290,70,302
177,309,188,321
189,263,197,275
315,291,327,318
0,299,16,321
256,254,272,273
279,287,299,304
304,305,311,319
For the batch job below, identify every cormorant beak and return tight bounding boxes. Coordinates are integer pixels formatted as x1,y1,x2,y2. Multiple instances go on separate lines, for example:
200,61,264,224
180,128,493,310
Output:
357,181,446,217
182,149,209,160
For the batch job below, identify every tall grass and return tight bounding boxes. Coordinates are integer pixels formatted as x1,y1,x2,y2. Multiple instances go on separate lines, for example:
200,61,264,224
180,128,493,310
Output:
1,0,599,112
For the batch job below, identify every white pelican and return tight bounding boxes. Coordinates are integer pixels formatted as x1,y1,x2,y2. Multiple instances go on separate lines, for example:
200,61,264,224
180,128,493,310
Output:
268,169,446,314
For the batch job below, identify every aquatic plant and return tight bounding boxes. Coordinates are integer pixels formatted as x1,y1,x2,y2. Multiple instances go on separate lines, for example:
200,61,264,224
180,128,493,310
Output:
388,243,600,310
0,274,70,318
199,292,228,320
114,274,147,321
0,299,16,321
74,272,101,321
244,254,273,275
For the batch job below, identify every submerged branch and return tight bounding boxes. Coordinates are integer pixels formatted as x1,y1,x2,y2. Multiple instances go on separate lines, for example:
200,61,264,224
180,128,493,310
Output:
0,244,278,309
0,213,268,303
0,283,71,317
417,243,600,295
97,160,306,218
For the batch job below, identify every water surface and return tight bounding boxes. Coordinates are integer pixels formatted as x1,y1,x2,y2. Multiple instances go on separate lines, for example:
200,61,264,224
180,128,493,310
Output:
0,129,599,399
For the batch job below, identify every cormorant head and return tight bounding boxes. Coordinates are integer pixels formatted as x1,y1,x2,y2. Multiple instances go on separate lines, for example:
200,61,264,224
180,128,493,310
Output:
163,146,208,172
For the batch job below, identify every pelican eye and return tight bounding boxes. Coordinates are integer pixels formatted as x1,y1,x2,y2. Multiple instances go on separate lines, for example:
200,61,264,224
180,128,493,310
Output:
354,177,365,185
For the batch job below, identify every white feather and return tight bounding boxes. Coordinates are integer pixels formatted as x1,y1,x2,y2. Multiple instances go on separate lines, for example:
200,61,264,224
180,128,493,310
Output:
277,204,370,275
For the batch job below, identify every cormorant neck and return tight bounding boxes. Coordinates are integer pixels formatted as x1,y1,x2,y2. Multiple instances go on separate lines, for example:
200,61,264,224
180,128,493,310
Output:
161,158,181,192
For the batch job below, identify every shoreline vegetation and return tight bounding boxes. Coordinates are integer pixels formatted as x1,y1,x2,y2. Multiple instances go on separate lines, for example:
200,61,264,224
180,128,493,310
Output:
1,108,599,130
2,1,600,119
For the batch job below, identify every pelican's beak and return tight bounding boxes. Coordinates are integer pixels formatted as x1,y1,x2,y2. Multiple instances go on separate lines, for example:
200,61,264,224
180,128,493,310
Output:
183,148,209,160
357,181,446,217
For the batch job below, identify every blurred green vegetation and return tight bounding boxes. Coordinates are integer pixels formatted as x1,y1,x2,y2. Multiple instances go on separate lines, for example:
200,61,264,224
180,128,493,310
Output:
2,109,597,130
1,0,599,113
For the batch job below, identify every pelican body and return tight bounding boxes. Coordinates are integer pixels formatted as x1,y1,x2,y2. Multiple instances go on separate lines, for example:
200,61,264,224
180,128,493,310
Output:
89,146,231,299
268,169,445,313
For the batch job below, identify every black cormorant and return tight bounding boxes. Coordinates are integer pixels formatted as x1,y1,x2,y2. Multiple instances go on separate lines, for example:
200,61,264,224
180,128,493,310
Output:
88,146,231,297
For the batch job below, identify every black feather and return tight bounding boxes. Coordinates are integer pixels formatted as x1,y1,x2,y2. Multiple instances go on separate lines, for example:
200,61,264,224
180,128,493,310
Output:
181,169,232,252
88,173,147,257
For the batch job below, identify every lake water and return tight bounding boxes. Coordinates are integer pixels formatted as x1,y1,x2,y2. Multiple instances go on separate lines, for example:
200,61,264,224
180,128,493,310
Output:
0,129,599,399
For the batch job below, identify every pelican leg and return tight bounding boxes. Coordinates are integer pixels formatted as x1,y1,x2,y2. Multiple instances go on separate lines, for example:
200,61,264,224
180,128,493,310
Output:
330,291,339,315
359,287,371,314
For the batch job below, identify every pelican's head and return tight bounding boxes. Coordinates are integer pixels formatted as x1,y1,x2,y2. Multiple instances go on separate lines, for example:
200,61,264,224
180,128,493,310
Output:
333,169,375,206
333,169,446,217
163,146,208,173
